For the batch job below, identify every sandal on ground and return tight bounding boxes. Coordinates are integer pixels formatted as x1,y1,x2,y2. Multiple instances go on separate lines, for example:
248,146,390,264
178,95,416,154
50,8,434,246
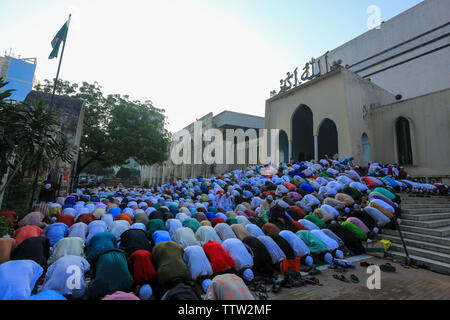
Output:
257,283,270,293
308,268,321,275
248,281,259,291
305,277,322,286
255,291,269,300
272,282,282,293
333,274,349,283
360,261,373,267
380,263,396,272
350,274,359,283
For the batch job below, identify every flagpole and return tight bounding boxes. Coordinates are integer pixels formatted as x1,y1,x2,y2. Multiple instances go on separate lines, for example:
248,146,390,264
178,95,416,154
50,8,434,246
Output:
29,14,71,210
50,14,71,111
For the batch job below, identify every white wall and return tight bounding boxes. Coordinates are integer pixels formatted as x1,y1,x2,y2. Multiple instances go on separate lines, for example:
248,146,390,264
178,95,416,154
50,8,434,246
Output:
325,0,450,100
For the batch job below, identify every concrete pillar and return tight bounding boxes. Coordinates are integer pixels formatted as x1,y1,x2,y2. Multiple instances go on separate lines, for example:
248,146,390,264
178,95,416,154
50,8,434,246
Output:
288,140,292,162
314,135,319,161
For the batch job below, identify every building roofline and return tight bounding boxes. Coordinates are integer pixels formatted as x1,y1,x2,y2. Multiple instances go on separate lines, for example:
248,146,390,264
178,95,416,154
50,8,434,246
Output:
266,67,342,103
371,87,450,110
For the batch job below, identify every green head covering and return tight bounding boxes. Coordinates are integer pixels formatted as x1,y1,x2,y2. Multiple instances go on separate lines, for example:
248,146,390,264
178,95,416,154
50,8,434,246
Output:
146,219,167,236
373,187,396,201
318,172,331,178
152,203,161,210
342,186,362,201
341,221,367,241
226,217,238,226
208,206,218,214
304,215,327,229
296,230,328,255
182,218,201,233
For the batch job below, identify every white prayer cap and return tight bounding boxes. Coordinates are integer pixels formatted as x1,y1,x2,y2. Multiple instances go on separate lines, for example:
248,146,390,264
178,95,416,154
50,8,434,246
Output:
305,256,314,266
243,269,254,282
345,208,350,214
45,184,51,190
335,250,344,259
202,279,212,293
277,200,290,209
324,252,333,264
139,284,152,300
373,227,379,234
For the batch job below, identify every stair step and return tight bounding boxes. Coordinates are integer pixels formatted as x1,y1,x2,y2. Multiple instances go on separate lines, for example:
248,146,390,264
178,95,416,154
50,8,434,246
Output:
401,213,450,221
403,208,450,214
381,229,450,246
400,195,450,199
402,204,450,209
381,234,450,255
395,224,450,237
389,243,450,265
386,251,450,275
401,199,450,203
401,218,450,228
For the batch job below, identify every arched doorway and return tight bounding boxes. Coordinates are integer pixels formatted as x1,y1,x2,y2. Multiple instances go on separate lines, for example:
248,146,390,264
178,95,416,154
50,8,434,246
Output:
318,118,338,159
279,130,289,163
292,104,314,162
362,133,371,163
396,117,413,165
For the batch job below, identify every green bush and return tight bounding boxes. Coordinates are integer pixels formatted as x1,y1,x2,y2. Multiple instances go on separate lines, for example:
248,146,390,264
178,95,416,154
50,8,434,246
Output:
143,178,149,188
0,216,13,237
1,177,43,220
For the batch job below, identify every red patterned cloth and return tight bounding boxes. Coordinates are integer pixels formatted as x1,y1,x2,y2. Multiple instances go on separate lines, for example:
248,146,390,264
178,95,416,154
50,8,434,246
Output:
76,213,96,225
205,274,254,300
202,241,235,274
244,209,257,218
289,206,308,220
292,221,306,232
129,249,157,283
211,217,226,227
262,223,281,235
56,214,75,227
13,225,43,245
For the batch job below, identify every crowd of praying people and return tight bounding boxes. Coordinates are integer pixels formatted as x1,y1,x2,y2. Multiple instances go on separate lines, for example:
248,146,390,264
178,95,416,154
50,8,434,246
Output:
0,157,448,300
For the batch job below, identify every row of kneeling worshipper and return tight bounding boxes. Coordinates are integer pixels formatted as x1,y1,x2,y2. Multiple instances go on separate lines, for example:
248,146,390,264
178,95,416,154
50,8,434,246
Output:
0,157,447,300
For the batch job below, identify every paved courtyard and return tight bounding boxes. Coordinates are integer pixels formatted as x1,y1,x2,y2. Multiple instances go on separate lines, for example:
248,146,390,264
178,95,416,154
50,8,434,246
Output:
269,257,450,300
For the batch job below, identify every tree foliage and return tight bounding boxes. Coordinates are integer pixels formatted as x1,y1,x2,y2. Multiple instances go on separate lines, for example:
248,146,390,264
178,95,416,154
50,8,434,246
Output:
0,78,74,194
115,167,140,180
35,79,171,180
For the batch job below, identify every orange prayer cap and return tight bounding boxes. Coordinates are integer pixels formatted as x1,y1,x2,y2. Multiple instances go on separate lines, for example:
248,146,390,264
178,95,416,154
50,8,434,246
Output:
116,213,132,225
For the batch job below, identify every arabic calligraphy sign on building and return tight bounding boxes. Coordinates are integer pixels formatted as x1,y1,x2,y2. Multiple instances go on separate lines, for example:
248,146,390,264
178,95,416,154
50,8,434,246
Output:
273,52,340,96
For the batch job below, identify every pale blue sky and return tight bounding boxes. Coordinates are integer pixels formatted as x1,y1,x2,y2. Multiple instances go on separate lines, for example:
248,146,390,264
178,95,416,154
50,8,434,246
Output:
0,0,424,132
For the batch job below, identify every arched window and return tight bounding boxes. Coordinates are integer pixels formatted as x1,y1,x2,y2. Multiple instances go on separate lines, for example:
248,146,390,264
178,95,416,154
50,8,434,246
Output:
318,118,338,160
396,117,413,165
279,130,289,163
292,104,314,162
361,133,371,163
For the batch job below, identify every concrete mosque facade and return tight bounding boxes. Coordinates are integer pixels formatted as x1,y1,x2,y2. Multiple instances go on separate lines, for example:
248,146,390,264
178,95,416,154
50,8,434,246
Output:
266,0,450,183
142,0,450,185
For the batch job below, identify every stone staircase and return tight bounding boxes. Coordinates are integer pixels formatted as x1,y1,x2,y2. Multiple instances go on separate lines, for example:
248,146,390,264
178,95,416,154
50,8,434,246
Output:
380,194,450,275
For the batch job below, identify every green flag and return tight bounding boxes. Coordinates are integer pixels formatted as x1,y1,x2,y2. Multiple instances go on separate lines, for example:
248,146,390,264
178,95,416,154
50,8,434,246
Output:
49,18,70,59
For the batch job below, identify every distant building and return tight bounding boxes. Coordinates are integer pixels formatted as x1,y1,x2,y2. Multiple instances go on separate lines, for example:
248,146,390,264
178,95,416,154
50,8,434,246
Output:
0,55,37,102
140,111,265,186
